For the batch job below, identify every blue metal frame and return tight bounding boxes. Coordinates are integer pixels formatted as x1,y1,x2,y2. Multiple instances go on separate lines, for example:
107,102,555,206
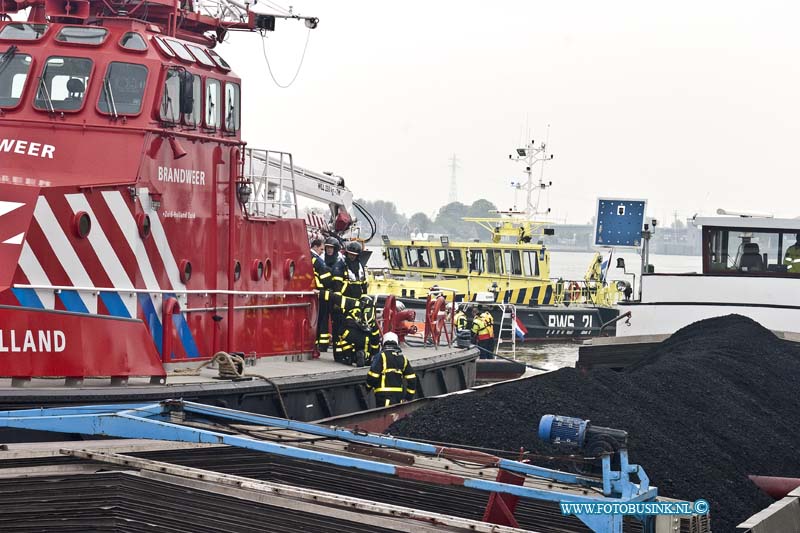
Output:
0,400,660,533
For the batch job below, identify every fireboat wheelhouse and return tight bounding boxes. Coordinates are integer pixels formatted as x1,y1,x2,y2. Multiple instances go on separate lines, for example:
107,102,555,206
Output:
0,1,347,383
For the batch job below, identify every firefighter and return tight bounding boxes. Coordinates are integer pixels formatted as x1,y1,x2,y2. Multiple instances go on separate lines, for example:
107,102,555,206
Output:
325,237,346,358
453,304,468,332
311,238,333,351
366,332,417,407
341,241,368,299
336,295,381,367
472,307,494,359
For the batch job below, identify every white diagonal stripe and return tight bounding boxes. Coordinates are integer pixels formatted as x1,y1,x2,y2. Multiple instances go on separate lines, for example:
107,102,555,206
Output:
101,190,163,321
140,190,186,305
18,241,55,309
65,193,137,318
33,196,97,313
0,201,24,217
2,232,24,245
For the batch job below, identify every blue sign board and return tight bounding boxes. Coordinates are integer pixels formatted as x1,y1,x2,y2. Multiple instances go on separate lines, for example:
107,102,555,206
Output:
595,198,647,247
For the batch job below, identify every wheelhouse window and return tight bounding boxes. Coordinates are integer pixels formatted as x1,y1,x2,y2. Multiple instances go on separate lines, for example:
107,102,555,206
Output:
704,227,800,275
0,23,47,41
522,251,539,277
98,62,147,115
55,27,108,45
206,49,231,71
386,247,402,268
153,37,175,58
0,50,32,108
161,68,197,124
486,249,503,274
224,82,240,132
205,78,220,128
435,248,449,268
183,74,201,126
165,39,195,63
448,249,463,269
160,67,180,122
34,56,92,111
120,32,147,51
468,249,484,273
186,44,215,67
504,250,522,276
406,247,430,268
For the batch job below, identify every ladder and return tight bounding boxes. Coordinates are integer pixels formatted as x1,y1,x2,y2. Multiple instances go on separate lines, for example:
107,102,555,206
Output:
494,303,517,359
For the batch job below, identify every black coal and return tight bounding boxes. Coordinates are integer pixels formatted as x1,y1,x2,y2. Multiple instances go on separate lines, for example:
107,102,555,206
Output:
389,315,800,532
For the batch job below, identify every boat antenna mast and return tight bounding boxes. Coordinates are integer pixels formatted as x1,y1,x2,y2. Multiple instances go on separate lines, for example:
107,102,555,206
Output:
508,130,554,219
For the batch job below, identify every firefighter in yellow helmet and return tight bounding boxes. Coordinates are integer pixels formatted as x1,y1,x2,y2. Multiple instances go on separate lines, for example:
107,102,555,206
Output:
366,332,417,407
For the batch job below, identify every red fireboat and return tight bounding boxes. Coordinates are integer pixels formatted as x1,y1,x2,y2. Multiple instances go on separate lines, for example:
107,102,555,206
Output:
0,0,344,383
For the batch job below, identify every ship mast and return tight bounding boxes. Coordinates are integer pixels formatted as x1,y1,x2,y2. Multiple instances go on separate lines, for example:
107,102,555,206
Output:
508,131,554,219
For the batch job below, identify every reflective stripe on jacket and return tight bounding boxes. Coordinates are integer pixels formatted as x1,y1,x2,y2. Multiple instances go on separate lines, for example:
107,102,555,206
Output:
366,348,417,396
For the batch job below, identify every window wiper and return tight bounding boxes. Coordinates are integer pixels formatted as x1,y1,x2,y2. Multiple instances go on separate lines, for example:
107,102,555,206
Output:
103,75,118,118
0,45,18,79
37,64,55,114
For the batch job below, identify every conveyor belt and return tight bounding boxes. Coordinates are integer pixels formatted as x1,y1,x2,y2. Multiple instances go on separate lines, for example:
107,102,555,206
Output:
0,446,662,533
0,473,399,533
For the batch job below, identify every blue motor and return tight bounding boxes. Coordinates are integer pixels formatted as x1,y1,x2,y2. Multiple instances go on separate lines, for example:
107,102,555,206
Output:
538,414,588,448
538,414,628,456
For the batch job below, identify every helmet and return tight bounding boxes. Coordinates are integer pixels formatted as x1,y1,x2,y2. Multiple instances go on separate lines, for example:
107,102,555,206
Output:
383,332,399,346
395,300,406,312
360,295,373,306
324,237,340,253
344,241,362,257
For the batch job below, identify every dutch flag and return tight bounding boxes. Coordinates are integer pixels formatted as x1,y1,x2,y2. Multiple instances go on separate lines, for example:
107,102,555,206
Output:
513,315,528,340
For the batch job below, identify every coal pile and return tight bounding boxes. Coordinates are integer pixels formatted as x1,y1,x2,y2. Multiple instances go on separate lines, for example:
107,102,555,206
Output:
390,315,800,532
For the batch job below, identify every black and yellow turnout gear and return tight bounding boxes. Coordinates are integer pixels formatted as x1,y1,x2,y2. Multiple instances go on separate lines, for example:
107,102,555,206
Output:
454,309,468,331
472,311,495,359
335,300,381,366
366,344,417,407
312,251,333,351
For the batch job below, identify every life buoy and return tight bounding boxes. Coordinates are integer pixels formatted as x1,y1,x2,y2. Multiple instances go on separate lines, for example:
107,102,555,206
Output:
567,282,581,302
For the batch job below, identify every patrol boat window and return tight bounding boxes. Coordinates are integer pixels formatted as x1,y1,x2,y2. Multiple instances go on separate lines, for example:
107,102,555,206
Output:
120,32,147,51
34,56,92,112
0,49,32,108
98,62,147,115
55,27,108,46
224,82,240,132
206,49,231,71
504,250,522,276
0,23,47,41
522,251,539,277
486,250,503,274
205,78,220,128
468,249,484,273
704,227,800,275
386,247,402,268
406,247,430,268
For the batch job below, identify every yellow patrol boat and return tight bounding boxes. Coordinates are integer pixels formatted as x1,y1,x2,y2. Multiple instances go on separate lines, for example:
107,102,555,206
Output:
368,138,623,341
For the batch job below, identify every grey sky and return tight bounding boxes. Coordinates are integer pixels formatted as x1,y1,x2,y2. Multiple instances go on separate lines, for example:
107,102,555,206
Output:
224,0,800,225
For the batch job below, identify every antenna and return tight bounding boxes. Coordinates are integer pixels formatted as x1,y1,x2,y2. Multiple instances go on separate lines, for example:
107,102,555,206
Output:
508,125,554,219
448,153,460,204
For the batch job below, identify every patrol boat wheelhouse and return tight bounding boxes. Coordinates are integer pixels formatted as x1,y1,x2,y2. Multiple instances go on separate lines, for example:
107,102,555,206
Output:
618,212,800,337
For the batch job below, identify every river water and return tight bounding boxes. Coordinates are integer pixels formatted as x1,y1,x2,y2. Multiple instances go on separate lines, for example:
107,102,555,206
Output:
371,249,701,372
518,251,700,372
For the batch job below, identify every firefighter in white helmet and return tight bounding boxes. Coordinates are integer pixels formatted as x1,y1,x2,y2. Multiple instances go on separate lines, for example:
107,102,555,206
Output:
366,332,417,407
